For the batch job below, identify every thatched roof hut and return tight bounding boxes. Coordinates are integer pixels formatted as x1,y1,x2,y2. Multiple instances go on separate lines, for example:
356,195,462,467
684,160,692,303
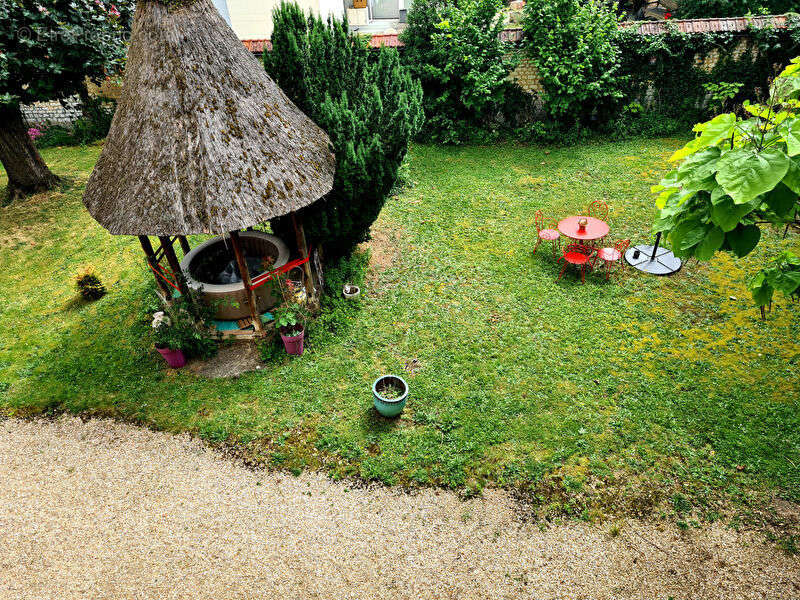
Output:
82,0,335,333
83,0,335,236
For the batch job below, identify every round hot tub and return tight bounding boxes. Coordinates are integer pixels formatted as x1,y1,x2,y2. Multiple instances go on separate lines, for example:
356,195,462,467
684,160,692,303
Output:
180,231,290,321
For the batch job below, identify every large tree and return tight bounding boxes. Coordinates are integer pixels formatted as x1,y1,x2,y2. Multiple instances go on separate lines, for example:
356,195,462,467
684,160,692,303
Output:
0,0,131,200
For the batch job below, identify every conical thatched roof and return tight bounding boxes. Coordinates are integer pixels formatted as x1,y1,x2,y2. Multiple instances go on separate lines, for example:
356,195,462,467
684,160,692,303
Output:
83,0,335,236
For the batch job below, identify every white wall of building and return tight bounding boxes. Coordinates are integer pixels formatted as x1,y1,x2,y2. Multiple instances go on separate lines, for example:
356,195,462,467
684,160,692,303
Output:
227,0,344,39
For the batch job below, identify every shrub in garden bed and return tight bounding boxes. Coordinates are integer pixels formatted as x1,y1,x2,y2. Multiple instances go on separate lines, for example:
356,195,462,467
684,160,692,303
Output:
401,0,521,144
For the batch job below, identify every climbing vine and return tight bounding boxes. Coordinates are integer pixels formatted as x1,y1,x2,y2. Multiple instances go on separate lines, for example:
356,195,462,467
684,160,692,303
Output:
615,17,800,128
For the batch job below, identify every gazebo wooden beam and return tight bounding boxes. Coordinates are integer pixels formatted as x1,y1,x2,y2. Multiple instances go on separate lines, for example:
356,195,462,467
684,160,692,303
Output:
229,230,264,333
158,235,190,297
177,235,191,255
139,235,172,297
291,213,315,296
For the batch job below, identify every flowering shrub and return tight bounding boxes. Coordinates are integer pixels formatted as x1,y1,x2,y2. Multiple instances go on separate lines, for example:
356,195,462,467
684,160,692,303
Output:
149,292,219,358
27,128,42,141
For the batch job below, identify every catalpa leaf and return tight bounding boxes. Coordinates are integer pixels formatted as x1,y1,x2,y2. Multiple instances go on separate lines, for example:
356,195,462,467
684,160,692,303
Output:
765,183,798,217
783,159,800,195
778,119,800,157
716,148,790,204
694,226,724,260
711,196,759,232
726,224,761,258
670,113,736,162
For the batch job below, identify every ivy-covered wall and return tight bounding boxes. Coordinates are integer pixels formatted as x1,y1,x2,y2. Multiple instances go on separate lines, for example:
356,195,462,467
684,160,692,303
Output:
616,21,800,121
511,19,800,123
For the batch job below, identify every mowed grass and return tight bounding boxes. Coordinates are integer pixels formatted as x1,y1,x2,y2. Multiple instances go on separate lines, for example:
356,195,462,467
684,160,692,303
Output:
1,140,799,527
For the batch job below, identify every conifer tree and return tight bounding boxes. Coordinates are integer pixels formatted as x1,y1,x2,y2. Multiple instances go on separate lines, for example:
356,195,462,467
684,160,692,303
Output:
265,3,423,258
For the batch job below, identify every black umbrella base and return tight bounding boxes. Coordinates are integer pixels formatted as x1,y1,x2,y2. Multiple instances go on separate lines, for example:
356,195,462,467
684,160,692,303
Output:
625,244,682,275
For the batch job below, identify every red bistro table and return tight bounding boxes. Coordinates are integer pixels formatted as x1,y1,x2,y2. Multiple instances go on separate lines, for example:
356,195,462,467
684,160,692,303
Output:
558,216,609,243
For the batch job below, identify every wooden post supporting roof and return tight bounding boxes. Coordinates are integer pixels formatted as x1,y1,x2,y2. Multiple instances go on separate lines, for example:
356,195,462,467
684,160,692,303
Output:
158,235,190,297
291,213,315,296
139,235,172,297
229,230,264,333
178,235,191,255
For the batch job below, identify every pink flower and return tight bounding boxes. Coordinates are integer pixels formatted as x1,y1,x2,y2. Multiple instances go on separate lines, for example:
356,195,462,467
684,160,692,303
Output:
109,4,120,17
28,127,42,140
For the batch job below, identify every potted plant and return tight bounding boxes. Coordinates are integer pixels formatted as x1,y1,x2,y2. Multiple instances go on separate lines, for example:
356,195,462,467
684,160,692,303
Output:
274,304,307,356
372,375,409,417
273,277,311,356
151,311,187,368
343,283,360,299
150,292,220,368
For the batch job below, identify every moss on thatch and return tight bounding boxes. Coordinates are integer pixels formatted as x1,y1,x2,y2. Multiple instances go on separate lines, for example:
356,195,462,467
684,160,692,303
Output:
83,0,335,236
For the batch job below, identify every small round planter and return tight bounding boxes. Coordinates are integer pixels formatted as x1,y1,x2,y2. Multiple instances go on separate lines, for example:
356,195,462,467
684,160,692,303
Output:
343,284,361,299
280,326,305,356
156,346,186,368
372,375,408,418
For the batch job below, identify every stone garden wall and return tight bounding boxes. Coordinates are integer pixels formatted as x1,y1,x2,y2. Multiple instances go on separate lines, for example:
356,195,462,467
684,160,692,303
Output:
21,97,83,127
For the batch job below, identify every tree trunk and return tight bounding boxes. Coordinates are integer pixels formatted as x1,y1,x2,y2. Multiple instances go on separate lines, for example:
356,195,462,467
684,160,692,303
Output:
0,104,60,201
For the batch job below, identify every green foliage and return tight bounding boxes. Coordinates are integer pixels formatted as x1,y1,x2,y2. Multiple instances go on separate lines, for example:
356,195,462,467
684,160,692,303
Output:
652,57,800,307
149,291,220,359
523,0,623,124
400,0,521,143
35,98,115,149
264,3,423,258
704,81,744,114
748,251,800,307
74,266,106,301
676,0,796,19
0,0,132,107
615,22,800,131
309,249,368,342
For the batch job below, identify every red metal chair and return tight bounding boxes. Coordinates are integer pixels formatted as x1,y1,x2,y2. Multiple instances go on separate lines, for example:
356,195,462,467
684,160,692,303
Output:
596,239,630,280
533,210,561,258
587,200,609,221
557,243,596,284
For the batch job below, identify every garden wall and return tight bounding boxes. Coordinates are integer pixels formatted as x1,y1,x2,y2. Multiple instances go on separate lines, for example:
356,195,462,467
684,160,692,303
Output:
21,97,83,127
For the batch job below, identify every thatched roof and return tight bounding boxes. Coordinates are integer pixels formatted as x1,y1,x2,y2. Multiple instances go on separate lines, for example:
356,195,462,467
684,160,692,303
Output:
83,0,335,236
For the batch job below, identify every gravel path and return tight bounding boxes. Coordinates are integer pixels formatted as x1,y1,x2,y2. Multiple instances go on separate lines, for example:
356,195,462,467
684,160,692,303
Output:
1,416,798,600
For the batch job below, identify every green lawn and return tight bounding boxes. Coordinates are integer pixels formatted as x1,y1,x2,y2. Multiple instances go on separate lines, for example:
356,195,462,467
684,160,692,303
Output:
2,140,799,530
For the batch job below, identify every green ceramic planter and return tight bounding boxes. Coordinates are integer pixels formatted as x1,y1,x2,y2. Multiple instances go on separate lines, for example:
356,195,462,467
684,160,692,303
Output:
372,375,408,418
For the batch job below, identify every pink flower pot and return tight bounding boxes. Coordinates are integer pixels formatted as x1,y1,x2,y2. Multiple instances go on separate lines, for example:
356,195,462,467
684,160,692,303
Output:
156,346,186,368
280,326,305,356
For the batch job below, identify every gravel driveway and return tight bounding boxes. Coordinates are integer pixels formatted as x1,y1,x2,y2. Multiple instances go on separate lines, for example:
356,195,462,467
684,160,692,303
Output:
1,416,798,599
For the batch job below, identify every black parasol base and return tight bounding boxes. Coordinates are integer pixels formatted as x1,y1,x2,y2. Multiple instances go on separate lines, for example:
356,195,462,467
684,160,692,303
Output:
625,233,682,276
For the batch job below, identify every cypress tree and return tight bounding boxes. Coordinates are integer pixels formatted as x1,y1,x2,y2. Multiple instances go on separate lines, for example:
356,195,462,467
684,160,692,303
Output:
265,2,423,258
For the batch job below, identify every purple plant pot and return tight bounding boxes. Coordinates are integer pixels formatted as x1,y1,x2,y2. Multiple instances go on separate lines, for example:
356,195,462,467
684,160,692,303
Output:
156,346,187,368
280,326,305,356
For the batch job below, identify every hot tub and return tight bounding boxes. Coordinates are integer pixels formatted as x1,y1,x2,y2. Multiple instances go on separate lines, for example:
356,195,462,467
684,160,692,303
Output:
180,231,290,321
